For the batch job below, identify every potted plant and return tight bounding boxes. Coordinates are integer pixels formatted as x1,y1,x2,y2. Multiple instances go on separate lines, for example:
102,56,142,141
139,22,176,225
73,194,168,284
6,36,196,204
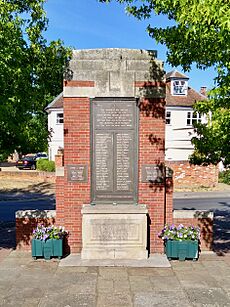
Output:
32,224,68,260
158,224,200,261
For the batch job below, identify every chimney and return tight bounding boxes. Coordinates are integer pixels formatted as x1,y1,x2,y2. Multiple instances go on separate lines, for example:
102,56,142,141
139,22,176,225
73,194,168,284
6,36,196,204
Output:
200,86,207,96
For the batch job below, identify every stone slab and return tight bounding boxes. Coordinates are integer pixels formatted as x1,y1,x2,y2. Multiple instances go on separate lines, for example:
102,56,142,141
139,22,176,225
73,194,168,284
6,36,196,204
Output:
81,205,148,260
59,254,171,268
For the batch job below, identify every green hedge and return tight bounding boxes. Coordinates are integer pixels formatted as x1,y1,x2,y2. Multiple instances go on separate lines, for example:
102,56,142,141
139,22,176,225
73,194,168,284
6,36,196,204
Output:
36,159,55,172
219,170,230,185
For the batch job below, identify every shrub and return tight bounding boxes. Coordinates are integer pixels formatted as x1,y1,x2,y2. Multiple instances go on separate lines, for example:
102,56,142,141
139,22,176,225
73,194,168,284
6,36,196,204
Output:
219,170,230,185
36,159,55,172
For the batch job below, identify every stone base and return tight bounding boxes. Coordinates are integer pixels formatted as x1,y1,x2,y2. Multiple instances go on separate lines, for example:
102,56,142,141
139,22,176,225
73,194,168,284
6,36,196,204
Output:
81,204,148,260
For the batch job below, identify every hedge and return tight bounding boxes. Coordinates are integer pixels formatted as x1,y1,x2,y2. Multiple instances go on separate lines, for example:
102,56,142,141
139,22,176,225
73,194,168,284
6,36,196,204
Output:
36,159,55,172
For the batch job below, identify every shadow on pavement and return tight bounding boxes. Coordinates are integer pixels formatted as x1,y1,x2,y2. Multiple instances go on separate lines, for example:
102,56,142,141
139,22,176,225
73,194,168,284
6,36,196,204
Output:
213,209,230,255
0,182,55,201
0,221,15,249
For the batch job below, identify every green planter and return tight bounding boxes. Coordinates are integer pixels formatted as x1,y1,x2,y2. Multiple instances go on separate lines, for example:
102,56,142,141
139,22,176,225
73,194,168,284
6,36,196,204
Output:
32,239,63,260
165,240,199,261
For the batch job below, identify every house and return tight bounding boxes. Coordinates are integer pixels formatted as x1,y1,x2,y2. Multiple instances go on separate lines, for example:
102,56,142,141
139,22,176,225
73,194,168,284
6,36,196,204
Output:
45,92,64,161
165,70,207,161
165,70,218,188
46,70,218,188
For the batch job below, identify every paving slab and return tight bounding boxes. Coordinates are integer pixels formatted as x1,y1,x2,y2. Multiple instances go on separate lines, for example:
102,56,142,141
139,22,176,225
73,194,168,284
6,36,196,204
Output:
0,251,229,306
59,253,171,268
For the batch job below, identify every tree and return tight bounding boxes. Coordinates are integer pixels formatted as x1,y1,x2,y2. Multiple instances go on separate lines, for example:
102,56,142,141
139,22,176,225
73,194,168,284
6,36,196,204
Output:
0,0,71,159
100,0,230,167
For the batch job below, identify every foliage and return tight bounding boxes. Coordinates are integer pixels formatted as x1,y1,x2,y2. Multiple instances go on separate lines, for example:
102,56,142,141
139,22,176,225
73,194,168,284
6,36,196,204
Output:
158,224,200,241
99,0,230,167
219,170,230,185
0,0,71,157
36,159,55,172
32,224,68,241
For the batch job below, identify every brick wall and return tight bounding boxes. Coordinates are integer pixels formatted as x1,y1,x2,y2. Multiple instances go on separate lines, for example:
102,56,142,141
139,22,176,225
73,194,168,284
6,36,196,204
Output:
166,161,219,189
16,210,56,251
60,97,91,253
173,210,213,251
54,95,173,255
138,98,173,253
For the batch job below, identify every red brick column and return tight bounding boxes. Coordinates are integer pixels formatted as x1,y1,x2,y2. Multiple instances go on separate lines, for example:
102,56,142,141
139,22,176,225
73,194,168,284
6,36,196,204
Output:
60,97,91,253
138,98,172,253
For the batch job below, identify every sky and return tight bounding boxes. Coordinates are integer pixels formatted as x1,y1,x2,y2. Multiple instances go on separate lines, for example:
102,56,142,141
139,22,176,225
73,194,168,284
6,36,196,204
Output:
44,0,216,92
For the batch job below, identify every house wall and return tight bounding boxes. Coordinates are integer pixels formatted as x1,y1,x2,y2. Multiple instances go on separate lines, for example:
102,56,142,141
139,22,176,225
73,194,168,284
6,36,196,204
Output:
48,108,64,161
165,106,206,161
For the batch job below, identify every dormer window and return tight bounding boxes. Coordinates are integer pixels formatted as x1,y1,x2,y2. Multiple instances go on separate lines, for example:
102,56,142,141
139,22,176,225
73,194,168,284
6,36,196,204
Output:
172,80,188,96
56,113,64,124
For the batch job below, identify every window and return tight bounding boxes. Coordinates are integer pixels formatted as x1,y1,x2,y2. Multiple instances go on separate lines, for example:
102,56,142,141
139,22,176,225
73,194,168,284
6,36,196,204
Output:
56,113,64,124
166,111,171,125
187,112,201,126
172,80,187,96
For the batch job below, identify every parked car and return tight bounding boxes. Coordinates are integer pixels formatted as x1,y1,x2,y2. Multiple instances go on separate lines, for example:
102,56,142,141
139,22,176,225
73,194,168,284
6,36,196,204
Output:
35,152,48,160
16,155,37,170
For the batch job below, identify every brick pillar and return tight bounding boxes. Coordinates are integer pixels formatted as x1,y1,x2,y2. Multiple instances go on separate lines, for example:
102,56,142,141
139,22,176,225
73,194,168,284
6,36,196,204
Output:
55,153,64,167
138,97,172,253
62,97,91,253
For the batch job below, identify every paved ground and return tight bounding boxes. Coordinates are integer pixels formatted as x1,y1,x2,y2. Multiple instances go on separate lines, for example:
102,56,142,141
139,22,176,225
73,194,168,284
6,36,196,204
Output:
0,251,230,306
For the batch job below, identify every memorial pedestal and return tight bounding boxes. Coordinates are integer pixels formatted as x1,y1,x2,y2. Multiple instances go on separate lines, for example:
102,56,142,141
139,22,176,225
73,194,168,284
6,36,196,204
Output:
81,204,148,260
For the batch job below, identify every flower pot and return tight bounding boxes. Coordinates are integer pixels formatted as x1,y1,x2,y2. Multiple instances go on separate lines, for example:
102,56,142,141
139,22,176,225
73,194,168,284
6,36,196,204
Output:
165,240,198,261
32,239,63,260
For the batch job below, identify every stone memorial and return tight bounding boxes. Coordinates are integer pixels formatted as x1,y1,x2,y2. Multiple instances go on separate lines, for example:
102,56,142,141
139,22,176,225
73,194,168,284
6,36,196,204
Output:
55,48,173,259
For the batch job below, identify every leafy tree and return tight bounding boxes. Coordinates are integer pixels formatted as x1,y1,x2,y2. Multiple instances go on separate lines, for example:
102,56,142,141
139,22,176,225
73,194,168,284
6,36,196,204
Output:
0,0,71,157
100,0,230,167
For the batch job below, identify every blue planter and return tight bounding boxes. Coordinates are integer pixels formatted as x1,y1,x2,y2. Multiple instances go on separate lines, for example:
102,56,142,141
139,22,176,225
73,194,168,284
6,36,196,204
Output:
165,240,199,261
32,239,63,260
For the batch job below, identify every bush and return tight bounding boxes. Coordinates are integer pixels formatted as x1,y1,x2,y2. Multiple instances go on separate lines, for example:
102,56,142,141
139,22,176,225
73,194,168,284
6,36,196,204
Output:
219,170,230,185
36,159,55,172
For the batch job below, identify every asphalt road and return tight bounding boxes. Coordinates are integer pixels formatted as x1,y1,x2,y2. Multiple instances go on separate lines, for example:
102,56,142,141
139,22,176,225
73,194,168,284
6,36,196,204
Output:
0,198,55,221
0,196,230,222
174,197,230,211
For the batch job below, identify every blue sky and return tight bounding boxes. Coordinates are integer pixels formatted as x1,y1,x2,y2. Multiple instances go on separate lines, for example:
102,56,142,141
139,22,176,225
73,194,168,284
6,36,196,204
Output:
44,0,215,92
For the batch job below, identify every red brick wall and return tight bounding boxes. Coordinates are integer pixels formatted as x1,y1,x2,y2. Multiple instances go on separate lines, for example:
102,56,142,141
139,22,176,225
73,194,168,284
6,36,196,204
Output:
166,161,219,189
16,217,55,251
138,98,173,253
60,97,91,253
54,95,173,255
173,211,213,251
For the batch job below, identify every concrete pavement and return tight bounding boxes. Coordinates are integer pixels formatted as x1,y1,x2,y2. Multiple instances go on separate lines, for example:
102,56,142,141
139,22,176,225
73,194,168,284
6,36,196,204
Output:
0,250,230,306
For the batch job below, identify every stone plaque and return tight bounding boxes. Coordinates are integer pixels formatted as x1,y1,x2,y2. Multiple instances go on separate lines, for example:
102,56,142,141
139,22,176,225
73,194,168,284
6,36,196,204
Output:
141,164,164,183
95,133,113,191
116,132,133,192
91,99,138,203
67,165,88,182
94,102,134,129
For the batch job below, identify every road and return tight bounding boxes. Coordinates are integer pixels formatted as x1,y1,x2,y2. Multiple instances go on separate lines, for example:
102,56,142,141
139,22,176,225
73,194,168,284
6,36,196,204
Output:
174,197,230,211
0,195,230,222
0,198,55,221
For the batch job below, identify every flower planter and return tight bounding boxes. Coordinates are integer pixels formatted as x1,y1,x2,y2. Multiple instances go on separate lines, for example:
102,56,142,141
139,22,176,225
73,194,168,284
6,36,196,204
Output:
165,240,198,261
32,239,63,260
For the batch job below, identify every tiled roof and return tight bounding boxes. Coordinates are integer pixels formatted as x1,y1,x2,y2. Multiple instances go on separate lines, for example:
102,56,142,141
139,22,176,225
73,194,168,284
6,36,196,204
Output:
45,92,63,110
166,82,207,107
166,70,189,80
